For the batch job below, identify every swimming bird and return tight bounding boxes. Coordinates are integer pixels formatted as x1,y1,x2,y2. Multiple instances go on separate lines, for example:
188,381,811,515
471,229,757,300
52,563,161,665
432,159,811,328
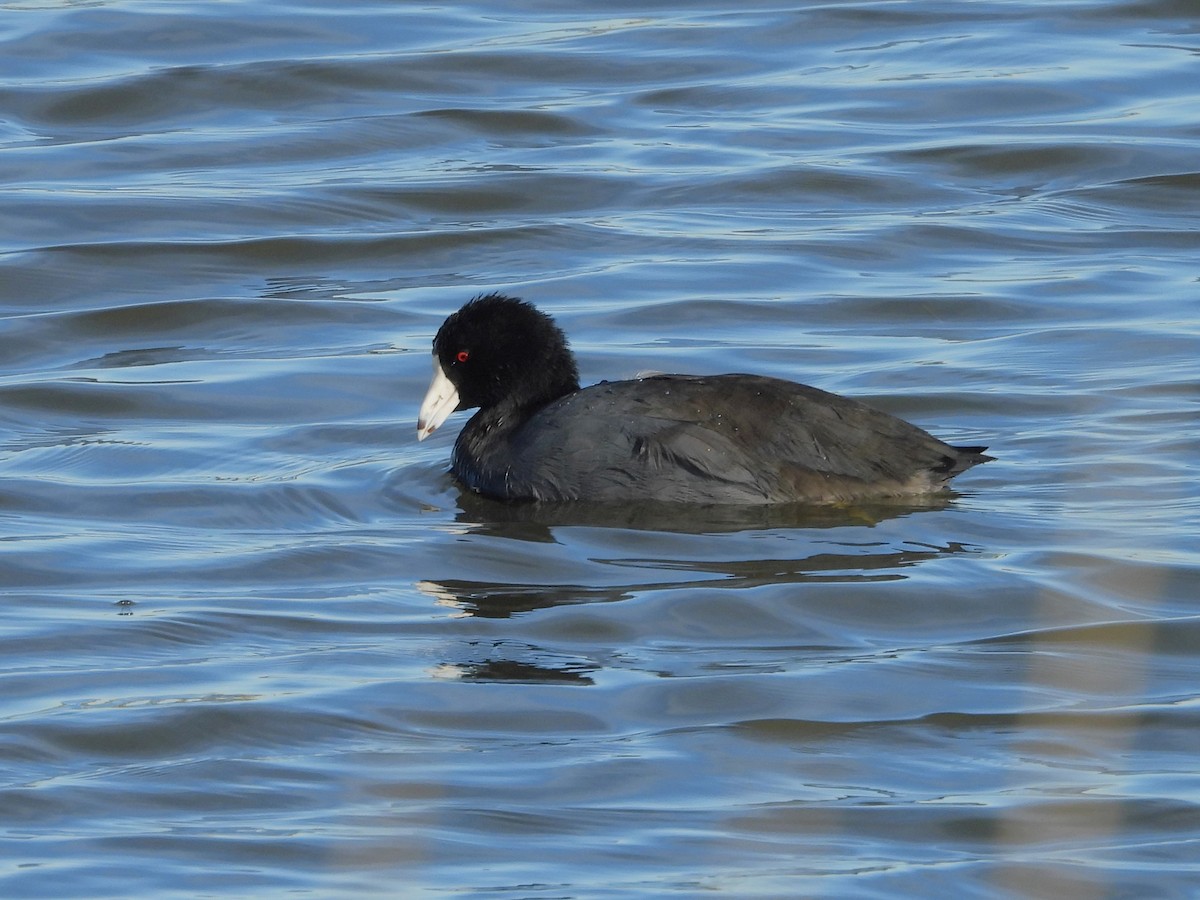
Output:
417,293,991,504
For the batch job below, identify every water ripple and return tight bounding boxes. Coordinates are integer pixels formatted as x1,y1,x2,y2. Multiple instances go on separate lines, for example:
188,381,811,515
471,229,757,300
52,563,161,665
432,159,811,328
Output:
2,1,1199,897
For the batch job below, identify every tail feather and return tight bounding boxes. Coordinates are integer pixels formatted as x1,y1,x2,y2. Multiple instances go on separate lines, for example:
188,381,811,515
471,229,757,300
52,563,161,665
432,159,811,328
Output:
936,445,994,480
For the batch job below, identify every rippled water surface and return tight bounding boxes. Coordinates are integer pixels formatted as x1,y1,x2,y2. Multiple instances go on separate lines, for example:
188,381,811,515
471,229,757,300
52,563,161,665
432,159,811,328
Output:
2,1,1199,897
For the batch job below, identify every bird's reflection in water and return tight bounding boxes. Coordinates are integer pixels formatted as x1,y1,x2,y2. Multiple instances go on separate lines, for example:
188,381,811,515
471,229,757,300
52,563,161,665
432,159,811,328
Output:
453,490,966,537
417,540,980,618
418,491,984,684
431,652,596,685
417,578,633,619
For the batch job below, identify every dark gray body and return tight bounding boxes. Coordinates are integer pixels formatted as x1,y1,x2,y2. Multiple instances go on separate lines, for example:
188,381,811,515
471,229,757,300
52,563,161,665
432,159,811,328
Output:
451,373,990,504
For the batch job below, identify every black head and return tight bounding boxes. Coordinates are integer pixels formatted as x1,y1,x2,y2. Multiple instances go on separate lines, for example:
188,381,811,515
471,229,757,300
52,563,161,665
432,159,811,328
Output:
432,293,581,414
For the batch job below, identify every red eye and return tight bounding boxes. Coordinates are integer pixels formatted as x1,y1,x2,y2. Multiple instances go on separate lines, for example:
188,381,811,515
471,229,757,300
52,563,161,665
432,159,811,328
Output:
455,350,470,363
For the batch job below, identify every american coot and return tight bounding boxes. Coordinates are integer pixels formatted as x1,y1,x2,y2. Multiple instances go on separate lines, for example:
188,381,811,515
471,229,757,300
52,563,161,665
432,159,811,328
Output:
418,293,992,504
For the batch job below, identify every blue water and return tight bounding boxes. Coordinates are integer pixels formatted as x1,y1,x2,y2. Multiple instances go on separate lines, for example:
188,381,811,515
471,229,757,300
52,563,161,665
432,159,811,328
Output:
2,1,1198,897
